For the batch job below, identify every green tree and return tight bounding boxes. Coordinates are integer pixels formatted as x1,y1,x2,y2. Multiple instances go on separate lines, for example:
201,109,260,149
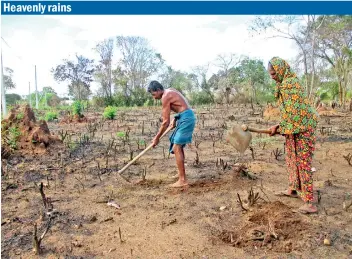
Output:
226,57,271,103
114,36,164,105
94,38,114,103
236,58,267,102
42,86,57,95
191,64,214,102
5,93,21,105
4,67,16,90
315,15,352,104
159,66,193,96
112,66,131,106
52,54,95,100
250,15,326,99
116,36,163,87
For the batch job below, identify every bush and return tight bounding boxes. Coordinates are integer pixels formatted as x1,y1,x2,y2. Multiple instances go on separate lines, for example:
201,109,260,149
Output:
92,96,106,107
103,106,118,120
256,91,276,104
143,98,154,107
189,91,214,105
72,101,83,117
45,111,58,121
112,93,131,107
8,126,21,150
16,112,24,120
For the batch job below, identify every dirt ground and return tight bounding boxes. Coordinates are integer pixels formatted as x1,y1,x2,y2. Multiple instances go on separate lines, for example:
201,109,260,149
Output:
1,104,352,259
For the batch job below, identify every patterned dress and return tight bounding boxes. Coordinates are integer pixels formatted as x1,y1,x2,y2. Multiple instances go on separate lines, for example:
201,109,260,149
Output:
269,57,319,203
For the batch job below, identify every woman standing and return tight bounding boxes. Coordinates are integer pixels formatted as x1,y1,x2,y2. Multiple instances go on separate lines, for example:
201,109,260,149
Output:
267,57,319,214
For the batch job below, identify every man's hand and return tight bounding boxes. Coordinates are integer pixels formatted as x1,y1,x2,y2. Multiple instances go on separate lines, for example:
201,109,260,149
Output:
269,125,280,136
152,136,160,147
170,118,177,129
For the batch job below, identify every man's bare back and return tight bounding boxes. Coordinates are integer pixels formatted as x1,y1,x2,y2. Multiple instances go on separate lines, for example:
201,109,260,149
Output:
161,88,190,114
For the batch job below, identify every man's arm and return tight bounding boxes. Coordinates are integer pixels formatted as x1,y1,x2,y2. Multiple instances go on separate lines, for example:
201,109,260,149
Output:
152,95,171,146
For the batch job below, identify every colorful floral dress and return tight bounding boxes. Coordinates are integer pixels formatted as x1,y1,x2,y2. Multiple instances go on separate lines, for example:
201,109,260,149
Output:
270,57,319,202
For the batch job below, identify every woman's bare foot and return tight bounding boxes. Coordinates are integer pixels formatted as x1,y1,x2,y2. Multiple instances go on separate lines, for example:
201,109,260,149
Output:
169,179,189,188
275,190,299,198
298,203,318,214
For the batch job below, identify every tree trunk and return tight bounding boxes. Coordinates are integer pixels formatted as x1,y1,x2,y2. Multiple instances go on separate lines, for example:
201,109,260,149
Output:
342,80,347,110
77,83,81,101
309,32,316,100
108,61,112,98
251,80,257,103
338,79,343,105
301,52,309,96
225,90,230,104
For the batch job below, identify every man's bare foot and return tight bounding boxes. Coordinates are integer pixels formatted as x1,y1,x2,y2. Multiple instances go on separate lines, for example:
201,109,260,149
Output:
298,203,318,214
275,190,299,198
169,180,189,188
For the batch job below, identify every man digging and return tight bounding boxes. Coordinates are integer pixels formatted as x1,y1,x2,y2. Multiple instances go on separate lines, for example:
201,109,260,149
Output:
148,81,196,188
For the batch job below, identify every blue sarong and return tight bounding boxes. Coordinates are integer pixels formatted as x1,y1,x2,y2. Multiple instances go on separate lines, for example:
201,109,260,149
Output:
169,109,196,154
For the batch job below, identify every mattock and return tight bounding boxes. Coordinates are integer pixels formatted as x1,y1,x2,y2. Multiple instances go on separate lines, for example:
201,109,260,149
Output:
225,124,272,154
117,126,173,182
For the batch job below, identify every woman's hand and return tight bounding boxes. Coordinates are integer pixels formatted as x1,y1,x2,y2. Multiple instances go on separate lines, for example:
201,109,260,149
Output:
268,124,280,136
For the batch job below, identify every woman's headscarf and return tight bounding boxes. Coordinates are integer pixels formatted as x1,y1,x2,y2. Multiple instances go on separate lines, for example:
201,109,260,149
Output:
269,57,299,99
269,57,297,81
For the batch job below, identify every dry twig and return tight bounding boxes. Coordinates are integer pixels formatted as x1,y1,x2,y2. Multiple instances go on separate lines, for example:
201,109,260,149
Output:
32,217,53,255
237,193,248,211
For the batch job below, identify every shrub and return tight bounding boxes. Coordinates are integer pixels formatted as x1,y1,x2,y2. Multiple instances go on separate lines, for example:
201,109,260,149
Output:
92,96,106,107
8,126,21,150
189,91,213,105
72,101,83,117
16,112,24,120
45,111,58,121
103,106,118,120
116,131,125,138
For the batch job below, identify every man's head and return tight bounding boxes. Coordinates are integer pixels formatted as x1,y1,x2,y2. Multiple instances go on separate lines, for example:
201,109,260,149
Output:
148,80,164,99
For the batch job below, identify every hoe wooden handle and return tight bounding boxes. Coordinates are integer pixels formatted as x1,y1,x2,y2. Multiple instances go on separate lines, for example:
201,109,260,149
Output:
241,124,272,135
118,126,173,175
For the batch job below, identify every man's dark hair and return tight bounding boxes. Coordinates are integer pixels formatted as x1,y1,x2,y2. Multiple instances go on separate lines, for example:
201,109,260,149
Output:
148,80,164,93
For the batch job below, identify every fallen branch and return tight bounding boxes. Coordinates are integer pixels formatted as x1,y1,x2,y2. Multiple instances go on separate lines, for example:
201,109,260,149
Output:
119,227,125,243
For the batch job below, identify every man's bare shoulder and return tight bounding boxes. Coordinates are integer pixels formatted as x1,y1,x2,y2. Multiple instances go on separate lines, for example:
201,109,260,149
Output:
166,89,183,98
162,89,176,100
161,90,172,104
